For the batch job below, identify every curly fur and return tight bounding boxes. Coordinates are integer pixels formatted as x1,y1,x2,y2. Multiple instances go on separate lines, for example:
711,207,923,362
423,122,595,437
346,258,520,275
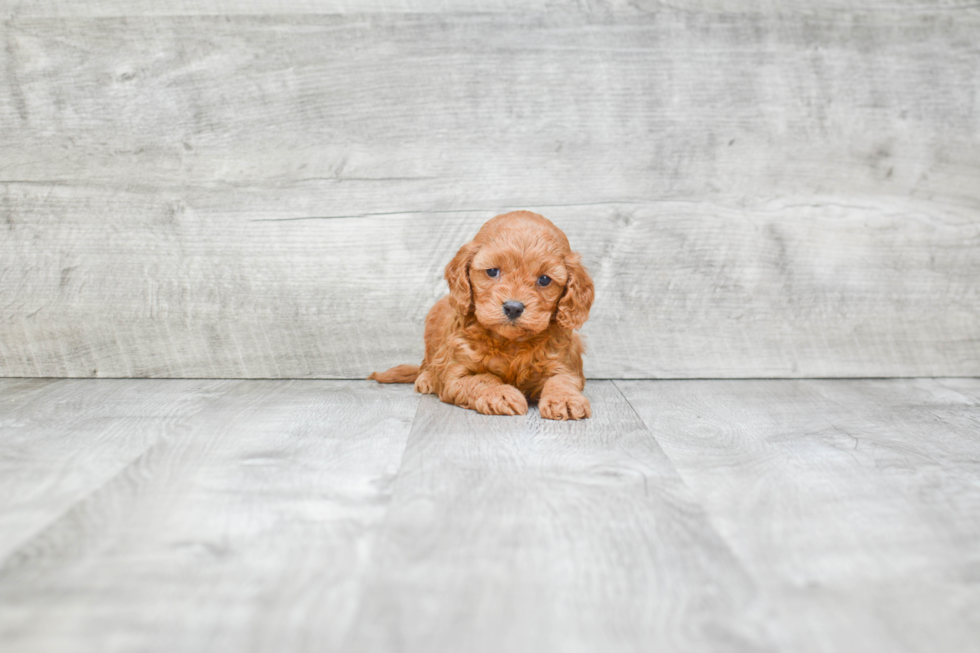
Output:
369,211,595,420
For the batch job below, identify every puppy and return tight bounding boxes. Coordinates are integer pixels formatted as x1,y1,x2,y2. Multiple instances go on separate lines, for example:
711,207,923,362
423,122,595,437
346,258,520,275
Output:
369,211,594,420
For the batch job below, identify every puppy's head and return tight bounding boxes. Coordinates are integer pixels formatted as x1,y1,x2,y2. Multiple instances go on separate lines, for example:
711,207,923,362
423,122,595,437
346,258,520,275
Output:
445,211,594,339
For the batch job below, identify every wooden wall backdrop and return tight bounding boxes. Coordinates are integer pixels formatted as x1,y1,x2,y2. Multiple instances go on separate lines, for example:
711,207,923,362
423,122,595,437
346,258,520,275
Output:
1,1,978,378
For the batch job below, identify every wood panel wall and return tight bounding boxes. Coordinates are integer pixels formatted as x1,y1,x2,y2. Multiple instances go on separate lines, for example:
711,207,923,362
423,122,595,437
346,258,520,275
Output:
2,3,978,378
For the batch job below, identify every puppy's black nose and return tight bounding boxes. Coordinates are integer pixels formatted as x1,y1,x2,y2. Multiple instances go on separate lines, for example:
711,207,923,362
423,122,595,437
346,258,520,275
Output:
502,301,525,320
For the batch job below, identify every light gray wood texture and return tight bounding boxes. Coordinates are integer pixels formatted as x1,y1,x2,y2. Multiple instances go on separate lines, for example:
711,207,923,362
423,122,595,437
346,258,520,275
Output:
2,6,979,378
2,378,979,652
0,378,420,653
618,377,980,653
12,1,979,16
345,381,771,653
0,378,230,561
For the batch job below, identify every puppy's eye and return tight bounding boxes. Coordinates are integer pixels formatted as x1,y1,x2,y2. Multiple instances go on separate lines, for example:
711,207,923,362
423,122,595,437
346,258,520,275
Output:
486,268,500,278
537,275,552,287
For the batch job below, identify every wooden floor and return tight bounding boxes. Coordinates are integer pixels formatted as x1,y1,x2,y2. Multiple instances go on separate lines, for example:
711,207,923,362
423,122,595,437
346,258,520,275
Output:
1,378,978,653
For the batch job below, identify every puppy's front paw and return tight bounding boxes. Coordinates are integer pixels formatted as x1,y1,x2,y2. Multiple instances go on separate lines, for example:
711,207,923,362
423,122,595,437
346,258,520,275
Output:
539,392,591,421
473,384,528,416
414,370,434,395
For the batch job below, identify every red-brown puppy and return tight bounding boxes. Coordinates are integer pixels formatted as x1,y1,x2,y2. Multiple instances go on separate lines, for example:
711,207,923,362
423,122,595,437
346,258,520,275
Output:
370,211,594,420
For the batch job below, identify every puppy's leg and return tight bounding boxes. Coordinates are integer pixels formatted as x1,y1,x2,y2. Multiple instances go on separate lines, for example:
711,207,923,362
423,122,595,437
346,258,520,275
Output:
538,374,591,421
442,371,528,416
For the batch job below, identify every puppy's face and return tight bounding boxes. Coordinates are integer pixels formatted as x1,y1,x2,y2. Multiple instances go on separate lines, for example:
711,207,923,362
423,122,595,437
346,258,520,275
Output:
470,243,568,339
445,211,594,340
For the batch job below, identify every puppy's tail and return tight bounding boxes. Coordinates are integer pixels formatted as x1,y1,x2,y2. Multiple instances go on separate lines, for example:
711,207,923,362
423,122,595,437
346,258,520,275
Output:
368,364,420,384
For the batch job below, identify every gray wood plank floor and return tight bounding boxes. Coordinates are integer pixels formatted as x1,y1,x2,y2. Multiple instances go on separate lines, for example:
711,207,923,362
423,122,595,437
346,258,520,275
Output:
1,378,978,652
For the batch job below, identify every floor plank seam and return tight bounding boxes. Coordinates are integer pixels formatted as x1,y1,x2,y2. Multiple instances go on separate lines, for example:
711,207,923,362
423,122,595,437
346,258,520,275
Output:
608,379,688,477
609,379,783,648
333,390,426,647
0,381,241,572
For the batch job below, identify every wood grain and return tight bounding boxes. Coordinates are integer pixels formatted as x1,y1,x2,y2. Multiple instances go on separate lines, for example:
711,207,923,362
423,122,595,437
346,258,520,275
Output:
0,380,420,653
617,378,980,653
344,381,775,653
4,12,978,201
0,378,231,561
2,9,979,378
10,0,979,16
1,378,978,651
1,193,977,378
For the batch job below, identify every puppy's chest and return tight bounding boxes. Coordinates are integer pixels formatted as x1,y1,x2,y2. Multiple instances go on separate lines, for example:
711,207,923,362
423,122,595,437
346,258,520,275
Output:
472,341,548,389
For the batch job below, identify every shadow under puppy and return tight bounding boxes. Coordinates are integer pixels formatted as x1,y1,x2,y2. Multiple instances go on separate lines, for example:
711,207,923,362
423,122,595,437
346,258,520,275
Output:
370,211,594,420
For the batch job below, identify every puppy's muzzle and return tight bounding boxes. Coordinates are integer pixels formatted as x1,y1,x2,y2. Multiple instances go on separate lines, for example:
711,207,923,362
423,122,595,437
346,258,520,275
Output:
502,301,525,321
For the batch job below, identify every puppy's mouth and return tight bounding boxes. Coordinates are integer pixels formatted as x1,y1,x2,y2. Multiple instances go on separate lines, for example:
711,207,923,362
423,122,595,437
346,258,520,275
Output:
491,323,530,340
489,316,551,340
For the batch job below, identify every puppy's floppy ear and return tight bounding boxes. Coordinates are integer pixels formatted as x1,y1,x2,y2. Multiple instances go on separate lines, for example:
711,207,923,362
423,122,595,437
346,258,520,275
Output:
445,241,480,315
556,252,595,330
